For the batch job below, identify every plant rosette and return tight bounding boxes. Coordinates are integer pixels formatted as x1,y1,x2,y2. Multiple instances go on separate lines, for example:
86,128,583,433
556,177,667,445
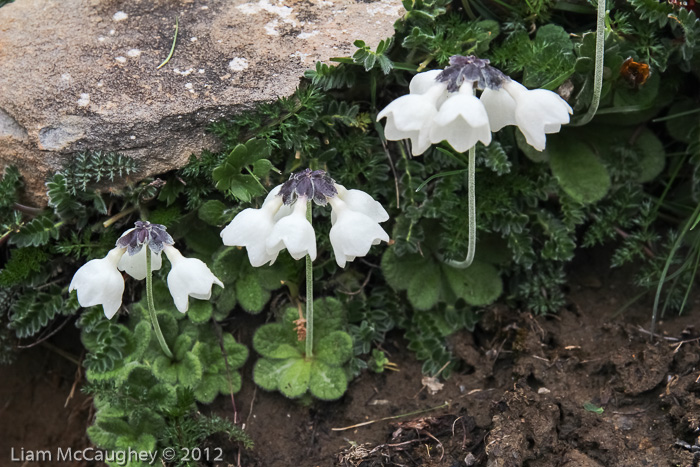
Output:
252,297,353,400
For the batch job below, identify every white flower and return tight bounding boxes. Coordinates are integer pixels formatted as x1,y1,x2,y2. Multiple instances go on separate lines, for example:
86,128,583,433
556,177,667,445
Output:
266,198,317,261
117,246,163,280
409,69,444,95
328,197,390,268
331,184,389,225
69,247,126,319
482,80,572,151
377,78,447,156
429,82,492,152
163,245,224,313
220,185,285,267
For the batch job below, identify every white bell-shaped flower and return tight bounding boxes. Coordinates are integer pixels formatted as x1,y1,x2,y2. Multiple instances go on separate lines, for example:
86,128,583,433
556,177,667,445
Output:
163,245,224,313
69,247,126,319
117,246,163,280
479,86,517,132
409,69,444,95
497,80,573,151
331,184,389,225
377,81,447,156
221,185,285,267
429,81,492,152
266,198,317,261
328,197,390,268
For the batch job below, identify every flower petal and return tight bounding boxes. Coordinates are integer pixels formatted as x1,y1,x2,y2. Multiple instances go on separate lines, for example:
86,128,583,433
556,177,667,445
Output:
266,200,317,261
430,94,491,151
329,199,389,268
69,247,126,319
480,87,517,132
117,247,162,280
332,185,389,225
409,70,443,95
164,246,224,313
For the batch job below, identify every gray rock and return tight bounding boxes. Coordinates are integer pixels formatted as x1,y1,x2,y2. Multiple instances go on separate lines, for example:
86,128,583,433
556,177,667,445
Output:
0,0,403,203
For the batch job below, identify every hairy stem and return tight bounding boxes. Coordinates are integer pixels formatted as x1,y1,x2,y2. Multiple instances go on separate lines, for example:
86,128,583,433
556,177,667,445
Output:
305,200,314,358
146,245,173,358
573,0,606,126
444,146,476,269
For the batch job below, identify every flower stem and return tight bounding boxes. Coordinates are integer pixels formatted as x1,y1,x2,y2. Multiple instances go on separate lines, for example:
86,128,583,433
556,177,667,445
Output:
305,200,314,358
572,0,606,126
444,146,476,269
146,245,174,358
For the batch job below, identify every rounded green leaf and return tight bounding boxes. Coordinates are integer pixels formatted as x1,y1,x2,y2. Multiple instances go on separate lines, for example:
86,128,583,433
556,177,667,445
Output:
187,300,213,324
548,136,611,205
198,200,227,226
253,323,302,359
278,358,311,399
381,248,423,292
253,358,289,391
634,128,665,183
407,261,441,310
177,351,203,387
152,356,177,384
309,361,348,401
222,333,249,369
441,260,503,306
315,331,353,366
236,273,267,313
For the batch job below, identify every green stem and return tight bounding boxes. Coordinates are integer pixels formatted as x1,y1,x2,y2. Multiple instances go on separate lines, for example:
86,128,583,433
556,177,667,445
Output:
305,200,314,358
146,245,173,358
572,0,606,126
444,146,476,269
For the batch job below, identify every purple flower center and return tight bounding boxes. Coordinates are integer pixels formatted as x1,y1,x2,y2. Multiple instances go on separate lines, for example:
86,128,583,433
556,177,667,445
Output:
116,221,174,255
436,55,509,93
279,168,338,206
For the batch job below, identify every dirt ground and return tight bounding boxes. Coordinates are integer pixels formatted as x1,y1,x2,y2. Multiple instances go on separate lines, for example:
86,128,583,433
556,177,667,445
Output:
1,254,699,467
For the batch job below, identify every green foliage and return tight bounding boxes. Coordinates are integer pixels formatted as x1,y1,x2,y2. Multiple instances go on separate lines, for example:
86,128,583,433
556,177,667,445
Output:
210,247,288,315
547,136,611,205
0,247,48,286
83,297,249,464
0,165,22,209
212,139,276,203
9,216,60,247
353,38,394,74
253,298,352,400
382,247,503,310
8,286,79,338
491,24,575,89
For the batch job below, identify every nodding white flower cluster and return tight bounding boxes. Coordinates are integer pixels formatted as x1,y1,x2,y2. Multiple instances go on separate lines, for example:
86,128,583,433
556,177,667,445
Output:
69,221,223,318
221,169,389,268
377,55,573,154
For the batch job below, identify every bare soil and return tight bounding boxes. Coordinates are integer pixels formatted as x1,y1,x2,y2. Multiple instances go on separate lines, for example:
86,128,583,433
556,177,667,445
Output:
2,255,699,467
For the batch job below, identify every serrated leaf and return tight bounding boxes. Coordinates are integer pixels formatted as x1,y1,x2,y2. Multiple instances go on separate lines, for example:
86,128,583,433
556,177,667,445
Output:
10,216,60,247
